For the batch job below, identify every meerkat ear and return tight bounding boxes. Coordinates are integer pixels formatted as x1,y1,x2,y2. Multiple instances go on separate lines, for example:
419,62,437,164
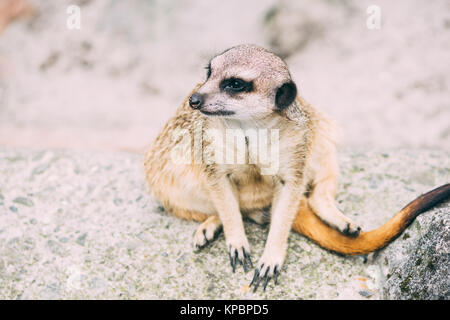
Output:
275,81,297,109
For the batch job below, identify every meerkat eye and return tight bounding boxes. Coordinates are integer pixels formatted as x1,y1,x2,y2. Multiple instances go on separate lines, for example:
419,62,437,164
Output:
229,80,243,89
220,78,253,93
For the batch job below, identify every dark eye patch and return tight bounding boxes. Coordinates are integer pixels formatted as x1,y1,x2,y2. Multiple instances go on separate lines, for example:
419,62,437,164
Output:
219,77,253,94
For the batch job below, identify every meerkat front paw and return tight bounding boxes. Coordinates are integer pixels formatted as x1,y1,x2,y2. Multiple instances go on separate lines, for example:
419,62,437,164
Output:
250,249,284,292
193,216,222,250
226,236,252,273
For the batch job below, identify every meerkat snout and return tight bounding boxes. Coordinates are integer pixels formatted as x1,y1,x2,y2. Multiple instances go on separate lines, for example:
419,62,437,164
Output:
189,92,204,109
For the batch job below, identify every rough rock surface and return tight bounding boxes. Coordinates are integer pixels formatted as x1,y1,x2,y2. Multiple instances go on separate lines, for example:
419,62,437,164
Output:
380,209,449,299
0,148,448,299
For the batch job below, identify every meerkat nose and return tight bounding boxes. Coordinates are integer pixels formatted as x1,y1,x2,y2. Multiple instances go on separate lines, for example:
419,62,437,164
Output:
189,93,204,109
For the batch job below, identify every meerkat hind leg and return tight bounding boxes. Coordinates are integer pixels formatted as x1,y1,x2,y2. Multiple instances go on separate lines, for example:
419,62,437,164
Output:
307,152,362,236
193,215,223,250
308,179,362,237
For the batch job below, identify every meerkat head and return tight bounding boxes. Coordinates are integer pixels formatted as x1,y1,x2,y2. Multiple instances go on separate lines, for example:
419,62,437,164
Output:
188,44,297,120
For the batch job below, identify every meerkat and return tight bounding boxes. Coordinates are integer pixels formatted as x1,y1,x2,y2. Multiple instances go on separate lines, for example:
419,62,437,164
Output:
144,44,450,291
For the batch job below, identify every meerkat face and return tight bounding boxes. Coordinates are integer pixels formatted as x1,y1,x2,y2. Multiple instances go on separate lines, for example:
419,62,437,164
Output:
189,45,297,120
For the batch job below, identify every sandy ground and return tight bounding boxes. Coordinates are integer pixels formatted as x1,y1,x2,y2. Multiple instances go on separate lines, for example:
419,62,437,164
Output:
0,0,448,152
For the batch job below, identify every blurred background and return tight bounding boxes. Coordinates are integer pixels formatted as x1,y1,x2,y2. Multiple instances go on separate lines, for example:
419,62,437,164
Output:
0,0,449,153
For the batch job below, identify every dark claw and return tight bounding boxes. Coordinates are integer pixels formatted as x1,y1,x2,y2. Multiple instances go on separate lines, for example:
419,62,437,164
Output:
229,249,237,273
250,268,259,286
228,246,252,273
251,264,263,292
254,267,269,292
240,257,248,272
343,223,362,237
243,250,253,268
261,267,270,291
252,275,262,292
212,227,222,241
362,254,368,263
250,264,281,292
263,274,271,291
194,238,208,251
202,229,209,245
274,266,279,285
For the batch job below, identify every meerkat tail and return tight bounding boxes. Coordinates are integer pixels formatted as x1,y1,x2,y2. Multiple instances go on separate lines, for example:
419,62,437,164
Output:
292,183,450,255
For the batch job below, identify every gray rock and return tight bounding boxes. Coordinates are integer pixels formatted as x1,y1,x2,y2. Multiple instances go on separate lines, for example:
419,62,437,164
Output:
380,207,449,299
0,148,448,299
